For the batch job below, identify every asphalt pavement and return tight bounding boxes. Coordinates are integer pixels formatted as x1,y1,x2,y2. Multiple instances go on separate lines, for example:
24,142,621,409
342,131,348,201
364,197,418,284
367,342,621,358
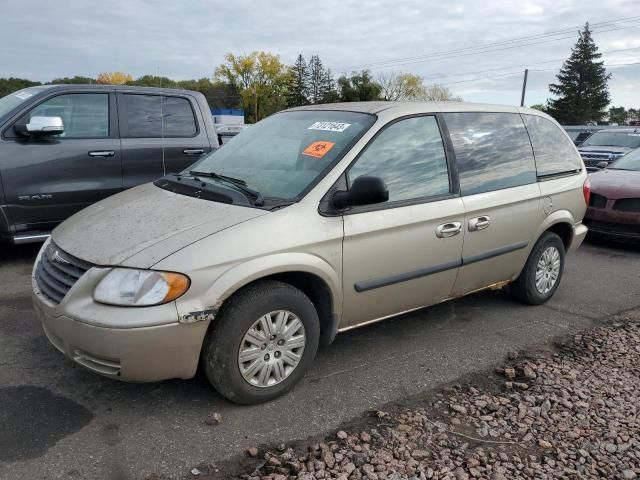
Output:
0,238,639,480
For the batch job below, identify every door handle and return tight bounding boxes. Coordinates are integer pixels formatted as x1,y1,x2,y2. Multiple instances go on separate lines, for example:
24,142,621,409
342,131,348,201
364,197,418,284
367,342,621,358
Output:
183,148,205,155
469,215,491,231
88,150,115,157
435,222,462,238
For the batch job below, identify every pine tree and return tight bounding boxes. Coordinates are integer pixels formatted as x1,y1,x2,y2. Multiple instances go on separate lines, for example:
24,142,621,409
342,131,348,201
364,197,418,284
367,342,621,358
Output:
308,55,326,104
319,69,339,104
547,23,611,124
285,54,310,107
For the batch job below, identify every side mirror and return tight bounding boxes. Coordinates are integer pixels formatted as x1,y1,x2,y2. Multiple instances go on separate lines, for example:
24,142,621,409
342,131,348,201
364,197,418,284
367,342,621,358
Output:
18,116,64,136
597,161,609,169
332,175,389,209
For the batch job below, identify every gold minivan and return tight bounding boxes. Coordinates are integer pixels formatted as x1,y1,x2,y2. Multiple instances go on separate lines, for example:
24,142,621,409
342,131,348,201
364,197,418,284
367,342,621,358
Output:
32,102,589,404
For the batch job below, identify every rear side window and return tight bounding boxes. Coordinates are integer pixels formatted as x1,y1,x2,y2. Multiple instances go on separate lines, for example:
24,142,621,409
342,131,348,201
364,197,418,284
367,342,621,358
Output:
121,94,197,138
522,115,582,176
348,116,450,203
443,112,536,195
18,93,109,138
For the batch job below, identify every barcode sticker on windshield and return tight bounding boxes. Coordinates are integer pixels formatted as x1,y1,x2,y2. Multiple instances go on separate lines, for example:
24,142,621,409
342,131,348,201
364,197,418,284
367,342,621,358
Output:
15,92,33,100
308,121,351,132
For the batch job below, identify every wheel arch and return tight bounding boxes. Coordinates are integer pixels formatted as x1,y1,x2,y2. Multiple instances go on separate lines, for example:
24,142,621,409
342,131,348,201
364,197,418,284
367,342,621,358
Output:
184,253,342,347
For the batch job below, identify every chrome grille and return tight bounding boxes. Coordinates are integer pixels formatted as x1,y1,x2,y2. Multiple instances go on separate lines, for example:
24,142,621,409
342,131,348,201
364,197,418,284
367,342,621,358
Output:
35,242,93,304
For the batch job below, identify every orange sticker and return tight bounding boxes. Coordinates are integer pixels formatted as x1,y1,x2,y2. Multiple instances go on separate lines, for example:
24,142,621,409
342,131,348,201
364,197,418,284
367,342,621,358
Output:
302,141,335,159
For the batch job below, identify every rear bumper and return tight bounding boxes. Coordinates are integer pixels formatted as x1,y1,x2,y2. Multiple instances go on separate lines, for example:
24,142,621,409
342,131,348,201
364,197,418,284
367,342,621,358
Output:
33,292,208,382
569,222,588,253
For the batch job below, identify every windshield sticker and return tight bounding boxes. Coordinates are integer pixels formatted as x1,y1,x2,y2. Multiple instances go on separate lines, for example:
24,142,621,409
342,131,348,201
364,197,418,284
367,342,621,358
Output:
302,141,336,159
15,91,33,100
308,121,351,132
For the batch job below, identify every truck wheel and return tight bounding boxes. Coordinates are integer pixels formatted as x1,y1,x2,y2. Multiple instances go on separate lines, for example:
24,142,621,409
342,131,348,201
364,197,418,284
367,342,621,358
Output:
201,280,320,404
509,232,565,305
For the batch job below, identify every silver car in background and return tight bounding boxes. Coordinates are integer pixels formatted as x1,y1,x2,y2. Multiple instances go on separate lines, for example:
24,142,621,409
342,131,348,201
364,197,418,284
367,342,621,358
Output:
32,102,589,404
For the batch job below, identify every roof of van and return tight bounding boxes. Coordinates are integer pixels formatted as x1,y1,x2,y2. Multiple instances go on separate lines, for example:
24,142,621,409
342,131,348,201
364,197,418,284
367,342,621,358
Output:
287,101,544,116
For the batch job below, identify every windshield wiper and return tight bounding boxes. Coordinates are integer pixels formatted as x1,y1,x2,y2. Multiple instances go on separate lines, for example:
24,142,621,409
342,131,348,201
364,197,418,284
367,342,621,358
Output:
189,170,264,206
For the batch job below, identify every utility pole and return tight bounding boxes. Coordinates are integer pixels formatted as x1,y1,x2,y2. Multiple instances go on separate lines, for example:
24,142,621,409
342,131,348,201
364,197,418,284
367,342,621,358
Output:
520,69,529,107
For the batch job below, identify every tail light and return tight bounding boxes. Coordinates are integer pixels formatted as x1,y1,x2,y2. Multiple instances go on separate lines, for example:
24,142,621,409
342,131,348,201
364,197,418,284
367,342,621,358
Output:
583,177,591,206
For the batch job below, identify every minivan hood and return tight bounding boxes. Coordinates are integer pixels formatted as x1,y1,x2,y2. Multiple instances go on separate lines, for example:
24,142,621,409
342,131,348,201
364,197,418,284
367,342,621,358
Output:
52,183,268,268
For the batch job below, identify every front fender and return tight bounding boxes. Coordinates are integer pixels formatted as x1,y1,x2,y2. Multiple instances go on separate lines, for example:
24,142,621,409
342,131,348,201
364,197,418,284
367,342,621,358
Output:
175,252,342,324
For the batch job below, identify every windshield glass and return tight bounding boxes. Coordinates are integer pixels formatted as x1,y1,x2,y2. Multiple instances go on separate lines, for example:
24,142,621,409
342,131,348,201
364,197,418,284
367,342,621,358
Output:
0,87,47,118
187,110,376,200
582,131,640,148
609,149,640,171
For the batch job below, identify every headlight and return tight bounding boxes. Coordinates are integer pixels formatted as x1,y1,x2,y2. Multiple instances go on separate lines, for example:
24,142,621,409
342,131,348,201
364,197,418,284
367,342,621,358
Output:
94,268,190,306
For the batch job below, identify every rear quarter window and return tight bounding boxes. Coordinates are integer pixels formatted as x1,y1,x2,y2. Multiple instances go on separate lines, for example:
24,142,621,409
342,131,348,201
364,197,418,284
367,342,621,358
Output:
522,114,582,177
443,112,537,195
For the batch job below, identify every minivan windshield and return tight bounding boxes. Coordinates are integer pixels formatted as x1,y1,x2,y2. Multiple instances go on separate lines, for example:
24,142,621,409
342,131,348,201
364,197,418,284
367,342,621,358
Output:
0,87,48,119
609,149,640,171
187,110,376,201
582,131,640,148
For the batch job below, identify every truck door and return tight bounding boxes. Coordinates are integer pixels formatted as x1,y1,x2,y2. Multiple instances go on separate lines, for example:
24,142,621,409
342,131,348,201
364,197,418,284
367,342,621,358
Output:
118,93,212,187
0,91,122,237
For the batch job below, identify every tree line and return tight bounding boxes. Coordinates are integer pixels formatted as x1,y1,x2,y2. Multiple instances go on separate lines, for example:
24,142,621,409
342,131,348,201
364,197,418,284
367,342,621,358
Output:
0,53,461,123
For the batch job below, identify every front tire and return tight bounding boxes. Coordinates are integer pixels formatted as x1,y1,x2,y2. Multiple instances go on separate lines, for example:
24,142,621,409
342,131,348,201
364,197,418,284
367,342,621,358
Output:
201,280,320,404
509,232,565,305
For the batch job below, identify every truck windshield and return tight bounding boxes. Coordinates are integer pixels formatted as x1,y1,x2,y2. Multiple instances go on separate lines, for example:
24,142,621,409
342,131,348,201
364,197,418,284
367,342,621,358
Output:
582,131,640,148
186,110,376,201
0,87,48,119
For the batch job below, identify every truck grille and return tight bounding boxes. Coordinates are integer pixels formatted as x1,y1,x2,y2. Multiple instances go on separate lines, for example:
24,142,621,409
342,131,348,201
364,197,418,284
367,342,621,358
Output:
614,198,640,212
35,242,93,304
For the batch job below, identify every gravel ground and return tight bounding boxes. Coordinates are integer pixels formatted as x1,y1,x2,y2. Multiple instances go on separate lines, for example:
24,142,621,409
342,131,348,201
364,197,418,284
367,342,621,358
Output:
229,310,640,480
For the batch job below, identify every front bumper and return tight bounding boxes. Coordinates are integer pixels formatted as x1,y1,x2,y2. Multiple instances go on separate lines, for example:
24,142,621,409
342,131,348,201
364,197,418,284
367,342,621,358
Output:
584,207,640,240
32,291,209,382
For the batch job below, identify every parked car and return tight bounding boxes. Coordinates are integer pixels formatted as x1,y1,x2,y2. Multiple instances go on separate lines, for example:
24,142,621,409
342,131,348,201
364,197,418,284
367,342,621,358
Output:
32,102,589,404
214,123,251,144
578,127,640,170
583,148,640,240
0,84,219,244
563,125,601,146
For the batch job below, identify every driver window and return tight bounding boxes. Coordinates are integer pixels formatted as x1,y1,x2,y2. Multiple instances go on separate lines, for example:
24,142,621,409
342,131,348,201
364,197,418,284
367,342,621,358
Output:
18,93,109,138
348,116,450,203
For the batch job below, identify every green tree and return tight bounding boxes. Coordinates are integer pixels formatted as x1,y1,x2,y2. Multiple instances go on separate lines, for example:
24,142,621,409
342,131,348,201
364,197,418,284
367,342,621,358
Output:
546,23,611,124
50,76,96,84
337,70,382,102
319,69,339,104
128,75,177,87
308,55,328,104
215,51,288,122
529,103,548,112
419,84,462,102
378,72,425,101
0,77,41,97
285,54,310,107
608,106,627,125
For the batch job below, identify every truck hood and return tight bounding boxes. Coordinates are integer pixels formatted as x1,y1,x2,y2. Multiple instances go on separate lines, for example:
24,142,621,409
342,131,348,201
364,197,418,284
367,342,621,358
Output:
589,168,640,200
579,146,633,156
52,183,268,268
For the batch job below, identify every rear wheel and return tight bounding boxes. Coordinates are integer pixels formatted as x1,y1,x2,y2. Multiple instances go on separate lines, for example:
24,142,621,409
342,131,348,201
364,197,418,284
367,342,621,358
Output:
509,232,565,305
201,280,320,404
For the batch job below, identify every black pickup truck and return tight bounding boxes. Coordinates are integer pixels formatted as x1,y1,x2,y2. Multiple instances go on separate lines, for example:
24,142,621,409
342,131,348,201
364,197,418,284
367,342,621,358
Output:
0,84,220,244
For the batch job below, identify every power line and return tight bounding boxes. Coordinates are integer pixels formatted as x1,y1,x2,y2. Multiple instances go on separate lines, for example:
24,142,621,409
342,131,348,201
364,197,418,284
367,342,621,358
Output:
335,15,640,71
421,46,640,82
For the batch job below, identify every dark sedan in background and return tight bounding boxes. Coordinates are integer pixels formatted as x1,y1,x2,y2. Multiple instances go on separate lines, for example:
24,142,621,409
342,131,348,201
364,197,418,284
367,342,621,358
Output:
584,149,640,241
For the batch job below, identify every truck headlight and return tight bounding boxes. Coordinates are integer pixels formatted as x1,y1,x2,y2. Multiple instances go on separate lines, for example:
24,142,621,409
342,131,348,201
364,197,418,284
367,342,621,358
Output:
94,268,190,306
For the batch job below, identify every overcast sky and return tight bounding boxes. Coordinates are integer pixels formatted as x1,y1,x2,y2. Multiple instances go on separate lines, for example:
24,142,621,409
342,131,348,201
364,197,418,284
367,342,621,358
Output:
1,0,638,107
